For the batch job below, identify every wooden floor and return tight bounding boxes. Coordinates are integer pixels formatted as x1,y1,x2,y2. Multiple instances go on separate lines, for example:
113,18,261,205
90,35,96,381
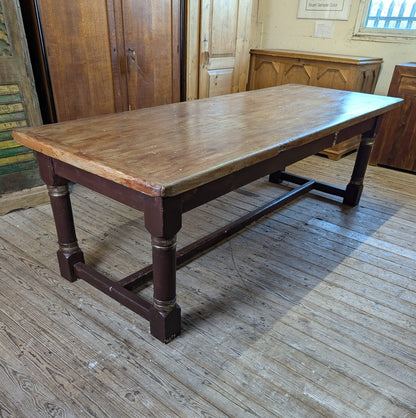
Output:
0,154,415,417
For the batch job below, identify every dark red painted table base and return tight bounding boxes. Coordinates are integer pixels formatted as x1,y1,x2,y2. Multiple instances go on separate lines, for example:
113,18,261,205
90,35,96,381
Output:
36,116,379,343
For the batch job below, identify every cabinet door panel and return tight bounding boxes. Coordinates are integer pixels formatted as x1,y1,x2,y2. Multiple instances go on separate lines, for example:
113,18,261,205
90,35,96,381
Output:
199,0,252,98
316,67,348,90
36,0,115,121
247,58,281,90
122,0,180,110
283,63,312,85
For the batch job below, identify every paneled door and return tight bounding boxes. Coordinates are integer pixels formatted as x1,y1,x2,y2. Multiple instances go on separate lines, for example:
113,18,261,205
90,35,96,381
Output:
186,0,253,99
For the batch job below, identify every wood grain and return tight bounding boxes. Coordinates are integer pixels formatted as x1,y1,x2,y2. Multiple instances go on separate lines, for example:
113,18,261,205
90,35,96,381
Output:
122,0,181,110
13,85,402,197
34,0,116,121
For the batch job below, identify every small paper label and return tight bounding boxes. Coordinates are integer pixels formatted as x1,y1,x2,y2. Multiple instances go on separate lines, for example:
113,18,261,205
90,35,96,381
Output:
314,21,334,38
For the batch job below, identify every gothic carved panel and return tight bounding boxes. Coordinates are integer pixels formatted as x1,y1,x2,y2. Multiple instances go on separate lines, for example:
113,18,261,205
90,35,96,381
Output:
283,64,312,85
253,61,280,89
317,68,347,90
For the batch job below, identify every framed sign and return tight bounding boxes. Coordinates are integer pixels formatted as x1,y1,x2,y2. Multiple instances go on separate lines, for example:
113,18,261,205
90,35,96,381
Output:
297,0,352,20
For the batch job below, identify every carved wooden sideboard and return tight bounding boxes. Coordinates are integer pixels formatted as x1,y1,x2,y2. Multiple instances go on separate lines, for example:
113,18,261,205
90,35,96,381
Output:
248,49,383,160
369,63,416,173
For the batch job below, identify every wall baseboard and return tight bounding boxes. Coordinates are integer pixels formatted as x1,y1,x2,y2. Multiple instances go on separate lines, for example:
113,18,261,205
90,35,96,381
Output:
0,185,49,216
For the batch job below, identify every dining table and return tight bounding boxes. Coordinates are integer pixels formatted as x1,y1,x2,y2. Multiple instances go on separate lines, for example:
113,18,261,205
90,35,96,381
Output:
13,84,403,342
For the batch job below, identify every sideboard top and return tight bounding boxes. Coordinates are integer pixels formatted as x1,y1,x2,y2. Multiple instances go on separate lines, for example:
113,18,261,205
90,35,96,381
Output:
250,49,383,65
396,62,416,68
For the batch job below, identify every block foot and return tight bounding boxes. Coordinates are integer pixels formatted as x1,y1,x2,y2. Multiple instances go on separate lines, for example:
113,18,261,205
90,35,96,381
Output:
149,304,181,343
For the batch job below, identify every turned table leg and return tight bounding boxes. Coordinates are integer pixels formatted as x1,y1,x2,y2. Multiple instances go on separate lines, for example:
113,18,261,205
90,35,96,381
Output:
343,136,376,206
144,198,182,343
37,154,84,281
48,184,85,281
149,235,181,342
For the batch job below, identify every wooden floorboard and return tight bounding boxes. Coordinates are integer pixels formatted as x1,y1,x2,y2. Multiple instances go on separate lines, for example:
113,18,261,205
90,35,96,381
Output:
0,154,415,417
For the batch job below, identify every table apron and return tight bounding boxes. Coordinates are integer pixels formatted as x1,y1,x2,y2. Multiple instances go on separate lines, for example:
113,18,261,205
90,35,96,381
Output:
180,117,377,213
52,158,152,212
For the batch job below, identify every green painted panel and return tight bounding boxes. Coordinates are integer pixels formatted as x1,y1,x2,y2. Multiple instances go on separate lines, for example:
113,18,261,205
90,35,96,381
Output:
0,111,25,122
0,151,34,167
0,84,20,95
0,145,31,158
0,158,37,175
0,139,20,149
0,119,27,132
0,103,24,113
0,94,23,104
0,130,12,140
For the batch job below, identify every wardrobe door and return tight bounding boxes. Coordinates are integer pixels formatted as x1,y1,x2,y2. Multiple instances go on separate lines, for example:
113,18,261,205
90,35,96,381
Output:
35,0,116,121
121,0,181,110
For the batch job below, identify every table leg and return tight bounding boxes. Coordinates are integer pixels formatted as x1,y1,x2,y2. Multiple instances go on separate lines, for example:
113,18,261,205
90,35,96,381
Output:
343,136,375,206
269,169,285,184
144,199,182,343
37,154,84,281
149,235,181,342
47,184,85,281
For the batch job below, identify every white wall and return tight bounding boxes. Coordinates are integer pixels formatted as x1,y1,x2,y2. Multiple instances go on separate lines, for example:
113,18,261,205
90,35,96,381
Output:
252,0,415,95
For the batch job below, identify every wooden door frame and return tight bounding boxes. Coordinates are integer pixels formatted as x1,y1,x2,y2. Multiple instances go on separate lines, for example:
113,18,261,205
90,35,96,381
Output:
185,0,200,100
19,0,57,123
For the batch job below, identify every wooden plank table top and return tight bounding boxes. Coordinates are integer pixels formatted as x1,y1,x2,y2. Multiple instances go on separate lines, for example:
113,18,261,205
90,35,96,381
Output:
13,84,402,198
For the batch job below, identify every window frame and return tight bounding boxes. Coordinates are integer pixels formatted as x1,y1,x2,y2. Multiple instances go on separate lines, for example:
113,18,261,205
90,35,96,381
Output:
353,0,416,40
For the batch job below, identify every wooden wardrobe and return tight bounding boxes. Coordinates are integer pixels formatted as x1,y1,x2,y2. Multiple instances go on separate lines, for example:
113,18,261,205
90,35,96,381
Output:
370,63,416,173
20,0,181,123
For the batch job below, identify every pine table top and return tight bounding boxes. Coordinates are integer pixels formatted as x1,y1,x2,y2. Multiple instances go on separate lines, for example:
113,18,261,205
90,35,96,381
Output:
13,84,402,197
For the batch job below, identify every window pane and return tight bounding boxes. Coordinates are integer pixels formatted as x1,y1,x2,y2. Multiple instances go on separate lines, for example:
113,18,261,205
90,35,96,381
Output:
365,0,416,30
